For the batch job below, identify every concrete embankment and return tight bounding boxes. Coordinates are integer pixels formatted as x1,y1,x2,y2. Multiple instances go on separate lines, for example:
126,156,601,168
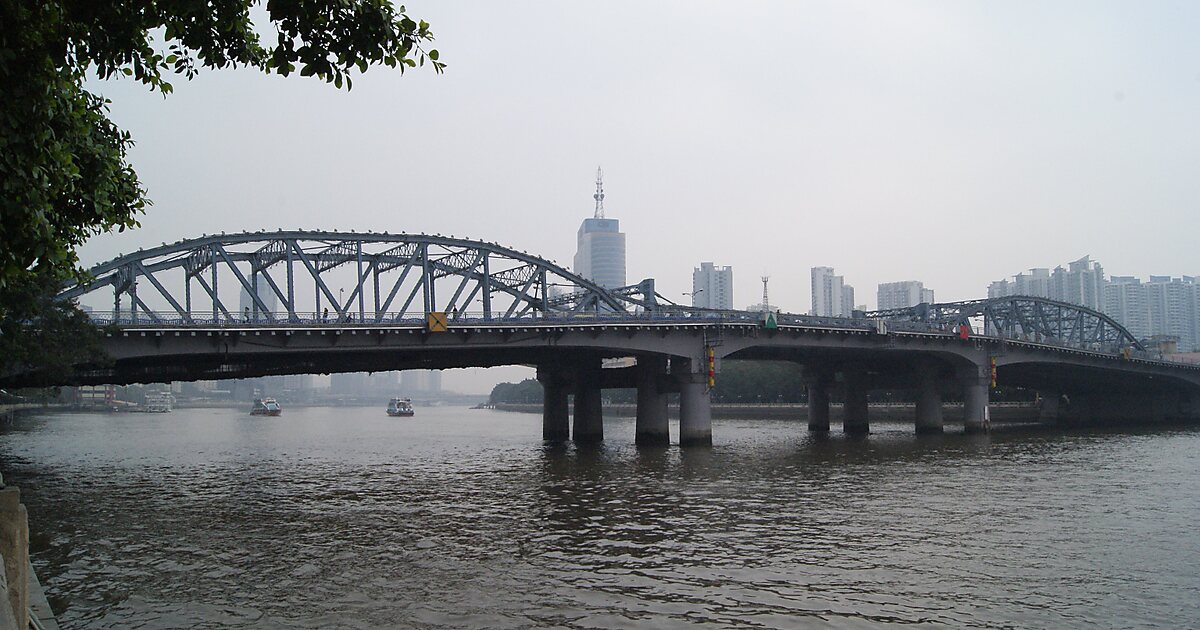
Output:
491,402,1042,422
0,478,58,629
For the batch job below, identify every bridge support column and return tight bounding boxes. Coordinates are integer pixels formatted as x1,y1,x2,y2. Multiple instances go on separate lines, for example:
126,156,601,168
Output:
538,367,570,442
807,372,831,432
915,369,944,435
963,376,990,434
573,360,603,444
843,370,869,435
679,377,712,447
635,356,670,446
1038,390,1061,424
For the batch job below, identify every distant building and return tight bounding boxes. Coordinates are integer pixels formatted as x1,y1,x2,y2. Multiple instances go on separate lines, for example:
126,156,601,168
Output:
1052,256,1105,310
989,268,1051,301
993,257,1198,351
573,168,626,289
283,374,313,391
811,267,854,317
370,371,398,392
988,256,1104,311
239,282,278,320
1105,275,1199,352
401,370,442,394
691,262,733,310
331,373,369,396
877,281,935,311
744,302,780,313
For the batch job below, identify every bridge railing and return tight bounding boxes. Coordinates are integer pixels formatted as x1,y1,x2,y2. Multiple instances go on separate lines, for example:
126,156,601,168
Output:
87,310,772,327
88,310,1172,363
87,309,900,331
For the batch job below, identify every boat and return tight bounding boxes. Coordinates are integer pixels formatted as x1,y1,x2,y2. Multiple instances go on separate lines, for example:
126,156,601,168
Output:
143,392,174,413
250,398,282,416
386,397,414,417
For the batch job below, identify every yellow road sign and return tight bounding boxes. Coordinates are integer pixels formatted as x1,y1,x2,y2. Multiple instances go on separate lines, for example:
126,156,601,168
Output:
426,311,449,333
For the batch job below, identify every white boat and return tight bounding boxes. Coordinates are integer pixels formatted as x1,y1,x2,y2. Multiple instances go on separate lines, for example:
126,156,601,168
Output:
250,398,282,416
144,392,174,413
386,398,414,417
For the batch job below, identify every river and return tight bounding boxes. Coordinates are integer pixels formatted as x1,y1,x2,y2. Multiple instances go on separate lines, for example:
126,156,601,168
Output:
1,406,1197,628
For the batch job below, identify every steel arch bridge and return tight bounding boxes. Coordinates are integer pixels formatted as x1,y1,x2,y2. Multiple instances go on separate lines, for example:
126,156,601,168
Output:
865,296,1145,352
59,230,677,325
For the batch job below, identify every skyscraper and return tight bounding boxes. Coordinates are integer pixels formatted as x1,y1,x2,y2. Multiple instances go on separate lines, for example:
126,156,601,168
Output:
691,262,733,310
811,267,854,317
877,281,935,310
573,167,627,289
239,282,277,320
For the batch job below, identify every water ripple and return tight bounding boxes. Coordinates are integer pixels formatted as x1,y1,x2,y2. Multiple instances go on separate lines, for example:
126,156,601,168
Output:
1,408,1198,628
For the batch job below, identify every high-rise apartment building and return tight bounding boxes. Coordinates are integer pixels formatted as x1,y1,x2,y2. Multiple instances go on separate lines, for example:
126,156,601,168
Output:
691,262,733,310
811,267,855,317
988,256,1104,311
573,168,626,289
1105,276,1199,351
989,268,1051,301
877,281,935,311
1052,256,1105,310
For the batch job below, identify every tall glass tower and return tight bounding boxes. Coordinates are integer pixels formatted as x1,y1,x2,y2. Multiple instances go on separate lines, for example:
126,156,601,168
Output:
573,167,626,289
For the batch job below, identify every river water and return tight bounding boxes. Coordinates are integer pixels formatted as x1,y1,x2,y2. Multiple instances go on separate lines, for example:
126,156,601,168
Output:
1,407,1197,628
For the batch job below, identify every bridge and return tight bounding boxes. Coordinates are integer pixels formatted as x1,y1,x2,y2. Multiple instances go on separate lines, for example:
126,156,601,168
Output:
14,230,1200,445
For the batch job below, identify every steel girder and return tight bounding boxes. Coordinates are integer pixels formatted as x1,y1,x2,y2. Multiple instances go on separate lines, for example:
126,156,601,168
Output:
866,295,1144,352
60,231,668,323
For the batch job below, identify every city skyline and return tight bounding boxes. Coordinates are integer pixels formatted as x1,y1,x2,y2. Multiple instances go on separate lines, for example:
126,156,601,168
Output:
64,1,1200,391
75,3,1199,312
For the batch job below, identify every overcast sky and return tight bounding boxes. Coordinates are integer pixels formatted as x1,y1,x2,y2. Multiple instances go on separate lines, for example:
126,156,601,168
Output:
78,1,1200,391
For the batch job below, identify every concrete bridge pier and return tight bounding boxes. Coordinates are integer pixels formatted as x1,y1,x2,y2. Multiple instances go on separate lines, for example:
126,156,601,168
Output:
1038,389,1061,424
807,370,832,432
635,356,670,446
962,374,990,434
537,367,570,441
679,374,713,447
573,360,604,444
843,370,870,435
915,368,944,434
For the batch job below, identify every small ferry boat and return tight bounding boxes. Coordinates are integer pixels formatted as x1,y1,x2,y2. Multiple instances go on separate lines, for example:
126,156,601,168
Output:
143,392,174,413
250,398,282,416
386,398,414,417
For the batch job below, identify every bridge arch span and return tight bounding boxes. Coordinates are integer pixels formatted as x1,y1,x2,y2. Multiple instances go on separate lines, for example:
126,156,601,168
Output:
867,295,1144,352
59,230,669,324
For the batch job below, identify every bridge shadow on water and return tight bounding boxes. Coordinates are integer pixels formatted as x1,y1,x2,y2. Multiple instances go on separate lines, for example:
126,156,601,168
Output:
3,407,1199,627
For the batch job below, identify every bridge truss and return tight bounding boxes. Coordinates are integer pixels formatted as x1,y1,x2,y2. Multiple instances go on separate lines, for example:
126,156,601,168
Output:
59,231,673,324
866,296,1145,352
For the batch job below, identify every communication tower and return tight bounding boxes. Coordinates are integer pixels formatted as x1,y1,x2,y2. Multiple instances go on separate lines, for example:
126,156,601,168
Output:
593,166,605,218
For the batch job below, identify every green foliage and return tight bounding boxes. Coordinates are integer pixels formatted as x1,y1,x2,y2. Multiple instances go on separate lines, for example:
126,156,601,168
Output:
0,0,442,376
0,273,108,385
489,379,544,405
710,361,806,404
0,0,442,292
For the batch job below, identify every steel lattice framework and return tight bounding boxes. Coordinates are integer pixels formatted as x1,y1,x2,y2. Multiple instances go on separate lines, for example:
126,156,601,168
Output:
59,231,672,324
866,296,1145,352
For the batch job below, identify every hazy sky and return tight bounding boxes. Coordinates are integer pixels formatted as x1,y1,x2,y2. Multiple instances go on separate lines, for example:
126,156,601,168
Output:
77,1,1200,391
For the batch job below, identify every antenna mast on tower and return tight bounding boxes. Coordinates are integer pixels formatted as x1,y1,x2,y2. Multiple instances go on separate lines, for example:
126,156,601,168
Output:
761,275,770,313
593,166,605,218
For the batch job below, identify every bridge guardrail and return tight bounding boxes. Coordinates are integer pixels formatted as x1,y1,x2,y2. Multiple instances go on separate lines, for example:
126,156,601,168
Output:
89,310,1195,369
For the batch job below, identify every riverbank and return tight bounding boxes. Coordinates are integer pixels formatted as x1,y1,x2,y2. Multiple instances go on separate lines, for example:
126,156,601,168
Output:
491,401,1043,422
